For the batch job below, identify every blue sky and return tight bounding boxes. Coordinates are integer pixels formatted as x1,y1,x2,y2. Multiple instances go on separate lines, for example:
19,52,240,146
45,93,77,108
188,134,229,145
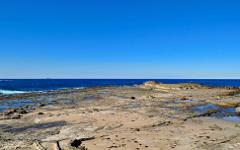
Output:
0,0,240,79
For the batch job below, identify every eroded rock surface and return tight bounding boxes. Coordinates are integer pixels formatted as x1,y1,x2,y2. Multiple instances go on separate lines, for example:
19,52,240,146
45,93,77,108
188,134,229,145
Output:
0,81,240,150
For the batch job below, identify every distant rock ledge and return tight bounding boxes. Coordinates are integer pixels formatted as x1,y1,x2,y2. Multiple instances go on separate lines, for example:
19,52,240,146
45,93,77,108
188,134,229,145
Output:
139,80,203,91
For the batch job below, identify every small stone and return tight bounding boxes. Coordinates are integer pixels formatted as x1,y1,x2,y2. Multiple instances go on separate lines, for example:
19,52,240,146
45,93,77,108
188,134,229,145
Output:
181,97,188,100
38,112,44,115
147,95,155,99
93,108,99,112
135,128,140,132
131,97,136,100
39,103,46,107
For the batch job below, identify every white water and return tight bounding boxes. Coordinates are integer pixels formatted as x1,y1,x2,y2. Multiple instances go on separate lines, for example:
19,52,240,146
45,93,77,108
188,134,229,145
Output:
0,89,26,95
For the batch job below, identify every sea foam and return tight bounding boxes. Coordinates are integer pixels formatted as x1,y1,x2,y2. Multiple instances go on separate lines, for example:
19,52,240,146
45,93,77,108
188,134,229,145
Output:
0,90,26,95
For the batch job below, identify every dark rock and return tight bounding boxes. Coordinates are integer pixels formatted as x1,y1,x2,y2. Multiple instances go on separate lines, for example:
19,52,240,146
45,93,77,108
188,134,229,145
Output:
38,112,44,115
131,97,136,100
151,121,172,127
70,137,95,148
181,97,188,100
93,108,99,112
71,139,82,147
39,103,46,107
135,128,140,131
5,109,17,115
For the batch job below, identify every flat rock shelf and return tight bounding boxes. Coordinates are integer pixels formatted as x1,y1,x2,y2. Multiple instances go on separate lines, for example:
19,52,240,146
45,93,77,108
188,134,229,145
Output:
0,81,240,150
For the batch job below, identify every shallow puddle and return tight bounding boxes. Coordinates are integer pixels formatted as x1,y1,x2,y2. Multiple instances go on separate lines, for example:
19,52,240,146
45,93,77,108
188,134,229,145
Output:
192,103,240,122
222,116,240,122
82,95,102,101
235,94,240,97
0,99,36,112
55,98,75,105
184,100,195,102
192,104,219,113
123,102,142,109
0,96,60,112
97,90,111,94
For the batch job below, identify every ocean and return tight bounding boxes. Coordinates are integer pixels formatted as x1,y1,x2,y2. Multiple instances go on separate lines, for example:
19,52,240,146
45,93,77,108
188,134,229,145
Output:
1,79,240,95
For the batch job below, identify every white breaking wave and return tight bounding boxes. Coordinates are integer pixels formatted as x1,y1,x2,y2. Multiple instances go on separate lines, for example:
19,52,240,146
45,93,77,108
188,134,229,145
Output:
0,90,27,95
58,87,85,90
73,87,85,90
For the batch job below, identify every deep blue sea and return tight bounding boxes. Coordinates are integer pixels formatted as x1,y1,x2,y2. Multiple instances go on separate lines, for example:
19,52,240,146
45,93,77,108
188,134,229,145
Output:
1,79,240,95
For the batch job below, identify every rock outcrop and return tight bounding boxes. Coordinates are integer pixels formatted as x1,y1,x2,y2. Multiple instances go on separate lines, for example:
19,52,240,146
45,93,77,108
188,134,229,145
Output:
140,81,202,91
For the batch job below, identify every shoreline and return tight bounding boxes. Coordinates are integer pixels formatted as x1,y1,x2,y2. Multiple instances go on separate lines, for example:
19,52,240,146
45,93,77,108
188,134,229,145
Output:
1,82,239,100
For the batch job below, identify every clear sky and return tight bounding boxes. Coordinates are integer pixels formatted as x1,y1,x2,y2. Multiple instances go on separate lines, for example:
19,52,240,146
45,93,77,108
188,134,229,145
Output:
0,0,240,79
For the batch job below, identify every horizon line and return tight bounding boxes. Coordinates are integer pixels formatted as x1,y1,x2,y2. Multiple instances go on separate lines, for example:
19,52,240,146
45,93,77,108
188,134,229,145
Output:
1,78,240,80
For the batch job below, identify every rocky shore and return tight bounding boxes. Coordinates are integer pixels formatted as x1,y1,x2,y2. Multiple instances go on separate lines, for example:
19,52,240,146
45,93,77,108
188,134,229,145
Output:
0,81,240,150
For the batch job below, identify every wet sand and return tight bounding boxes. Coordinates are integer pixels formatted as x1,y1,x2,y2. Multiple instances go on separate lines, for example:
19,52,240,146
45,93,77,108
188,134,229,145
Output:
0,81,240,150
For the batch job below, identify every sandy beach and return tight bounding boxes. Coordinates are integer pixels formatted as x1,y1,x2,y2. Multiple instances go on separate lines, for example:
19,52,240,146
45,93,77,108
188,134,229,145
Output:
0,81,240,150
